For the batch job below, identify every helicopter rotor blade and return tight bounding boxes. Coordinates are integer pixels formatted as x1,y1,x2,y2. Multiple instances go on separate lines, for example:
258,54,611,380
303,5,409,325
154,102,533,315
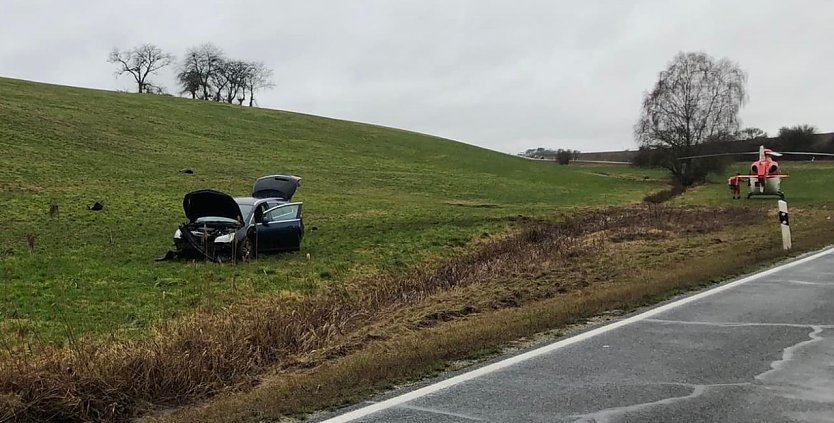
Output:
679,151,834,160
677,152,758,160
778,151,834,157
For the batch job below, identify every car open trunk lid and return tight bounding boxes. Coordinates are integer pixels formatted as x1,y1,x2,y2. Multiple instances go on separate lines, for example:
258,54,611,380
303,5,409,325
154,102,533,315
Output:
183,189,243,223
252,175,301,200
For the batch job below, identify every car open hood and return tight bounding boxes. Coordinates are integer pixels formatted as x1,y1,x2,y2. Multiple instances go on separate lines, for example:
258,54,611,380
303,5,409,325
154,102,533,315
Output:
182,189,243,223
252,175,301,200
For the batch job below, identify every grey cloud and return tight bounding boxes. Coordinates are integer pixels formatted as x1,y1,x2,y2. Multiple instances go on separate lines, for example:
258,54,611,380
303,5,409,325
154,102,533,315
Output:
1,0,832,153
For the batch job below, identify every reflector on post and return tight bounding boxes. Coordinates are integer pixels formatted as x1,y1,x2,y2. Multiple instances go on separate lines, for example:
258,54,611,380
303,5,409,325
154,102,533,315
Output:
778,200,791,250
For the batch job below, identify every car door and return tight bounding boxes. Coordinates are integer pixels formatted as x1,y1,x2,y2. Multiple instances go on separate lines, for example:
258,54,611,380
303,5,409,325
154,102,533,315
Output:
257,203,303,251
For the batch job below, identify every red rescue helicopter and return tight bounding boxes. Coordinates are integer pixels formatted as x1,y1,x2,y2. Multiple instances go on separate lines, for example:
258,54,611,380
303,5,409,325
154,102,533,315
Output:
681,145,834,199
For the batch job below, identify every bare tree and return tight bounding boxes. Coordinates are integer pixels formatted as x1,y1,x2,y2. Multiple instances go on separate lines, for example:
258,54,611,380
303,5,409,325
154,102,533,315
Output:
242,62,274,107
177,69,201,99
223,60,252,103
108,44,174,93
209,59,250,103
176,45,273,106
179,43,225,100
635,52,747,185
209,59,231,102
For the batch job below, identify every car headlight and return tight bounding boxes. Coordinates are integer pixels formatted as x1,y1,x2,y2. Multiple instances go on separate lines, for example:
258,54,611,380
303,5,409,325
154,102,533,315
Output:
214,233,235,243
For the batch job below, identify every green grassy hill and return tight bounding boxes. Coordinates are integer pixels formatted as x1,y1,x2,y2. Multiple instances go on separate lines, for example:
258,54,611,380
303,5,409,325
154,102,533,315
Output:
0,77,665,343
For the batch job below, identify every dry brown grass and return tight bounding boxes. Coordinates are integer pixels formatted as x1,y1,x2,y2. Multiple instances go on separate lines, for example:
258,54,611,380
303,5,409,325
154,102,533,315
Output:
3,205,819,422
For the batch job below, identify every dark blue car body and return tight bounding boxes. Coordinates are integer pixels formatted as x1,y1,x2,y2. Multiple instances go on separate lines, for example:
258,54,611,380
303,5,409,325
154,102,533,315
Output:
171,175,303,262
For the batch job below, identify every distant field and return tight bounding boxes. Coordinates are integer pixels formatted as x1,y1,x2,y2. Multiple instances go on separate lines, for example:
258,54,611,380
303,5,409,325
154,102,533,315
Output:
674,161,834,208
0,77,667,344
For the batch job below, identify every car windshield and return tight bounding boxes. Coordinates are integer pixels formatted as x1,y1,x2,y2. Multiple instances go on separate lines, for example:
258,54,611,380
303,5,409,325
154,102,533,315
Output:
238,203,254,220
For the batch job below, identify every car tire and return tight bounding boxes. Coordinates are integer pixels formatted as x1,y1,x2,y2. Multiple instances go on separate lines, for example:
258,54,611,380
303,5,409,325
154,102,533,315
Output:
239,234,255,261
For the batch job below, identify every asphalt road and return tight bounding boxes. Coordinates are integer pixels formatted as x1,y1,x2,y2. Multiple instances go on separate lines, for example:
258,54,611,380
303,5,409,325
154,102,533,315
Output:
320,248,834,423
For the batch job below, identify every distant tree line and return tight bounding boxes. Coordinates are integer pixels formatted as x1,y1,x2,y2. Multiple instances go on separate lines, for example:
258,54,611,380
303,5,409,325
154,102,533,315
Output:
775,124,817,151
108,43,274,106
520,147,556,159
737,127,767,140
519,148,581,165
633,123,823,168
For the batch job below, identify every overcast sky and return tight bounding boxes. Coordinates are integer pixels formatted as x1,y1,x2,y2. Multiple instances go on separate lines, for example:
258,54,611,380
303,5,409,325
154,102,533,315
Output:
2,0,832,153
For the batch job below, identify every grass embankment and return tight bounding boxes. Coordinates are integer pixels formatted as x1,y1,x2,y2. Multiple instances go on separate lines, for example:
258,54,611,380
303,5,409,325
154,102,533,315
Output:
0,77,665,344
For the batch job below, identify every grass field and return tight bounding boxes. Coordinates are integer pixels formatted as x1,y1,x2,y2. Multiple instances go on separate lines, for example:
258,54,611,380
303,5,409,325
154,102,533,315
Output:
0,77,667,344
675,161,834,208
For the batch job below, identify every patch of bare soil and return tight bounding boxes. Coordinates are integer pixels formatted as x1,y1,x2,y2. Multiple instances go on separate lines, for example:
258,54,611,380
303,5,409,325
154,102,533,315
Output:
444,200,500,208
643,184,686,203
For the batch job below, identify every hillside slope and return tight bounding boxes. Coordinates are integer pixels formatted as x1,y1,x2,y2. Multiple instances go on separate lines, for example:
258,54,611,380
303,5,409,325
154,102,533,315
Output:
0,77,664,342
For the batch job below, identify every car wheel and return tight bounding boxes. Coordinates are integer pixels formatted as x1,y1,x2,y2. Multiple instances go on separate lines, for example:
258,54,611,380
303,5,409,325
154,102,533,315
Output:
239,234,255,261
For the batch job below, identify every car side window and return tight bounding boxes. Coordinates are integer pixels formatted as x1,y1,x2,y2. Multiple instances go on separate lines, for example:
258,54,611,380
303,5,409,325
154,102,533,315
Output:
252,203,269,223
263,204,300,223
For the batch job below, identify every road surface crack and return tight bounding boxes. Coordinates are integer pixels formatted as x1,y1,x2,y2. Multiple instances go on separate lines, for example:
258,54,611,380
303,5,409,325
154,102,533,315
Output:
396,404,484,421
570,382,749,422
753,325,834,405
643,319,834,329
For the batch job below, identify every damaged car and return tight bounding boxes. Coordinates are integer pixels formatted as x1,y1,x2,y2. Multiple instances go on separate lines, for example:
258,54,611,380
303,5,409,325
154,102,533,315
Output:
165,175,303,262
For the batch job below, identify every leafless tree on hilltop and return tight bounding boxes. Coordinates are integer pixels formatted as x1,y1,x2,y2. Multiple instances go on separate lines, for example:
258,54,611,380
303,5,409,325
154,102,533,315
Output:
108,44,174,94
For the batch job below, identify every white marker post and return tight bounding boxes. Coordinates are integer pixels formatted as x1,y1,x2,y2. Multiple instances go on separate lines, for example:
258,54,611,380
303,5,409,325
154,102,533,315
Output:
778,200,791,250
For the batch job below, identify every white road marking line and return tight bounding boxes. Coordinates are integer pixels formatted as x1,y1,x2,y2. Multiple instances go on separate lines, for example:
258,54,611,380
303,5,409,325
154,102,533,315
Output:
321,247,834,423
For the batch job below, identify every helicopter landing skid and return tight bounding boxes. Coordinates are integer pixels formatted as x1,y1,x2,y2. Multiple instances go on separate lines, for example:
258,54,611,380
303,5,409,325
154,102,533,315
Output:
747,192,785,200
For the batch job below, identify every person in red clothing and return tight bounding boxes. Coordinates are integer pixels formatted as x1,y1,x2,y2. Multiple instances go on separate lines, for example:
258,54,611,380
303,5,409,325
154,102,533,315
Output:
727,172,742,199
